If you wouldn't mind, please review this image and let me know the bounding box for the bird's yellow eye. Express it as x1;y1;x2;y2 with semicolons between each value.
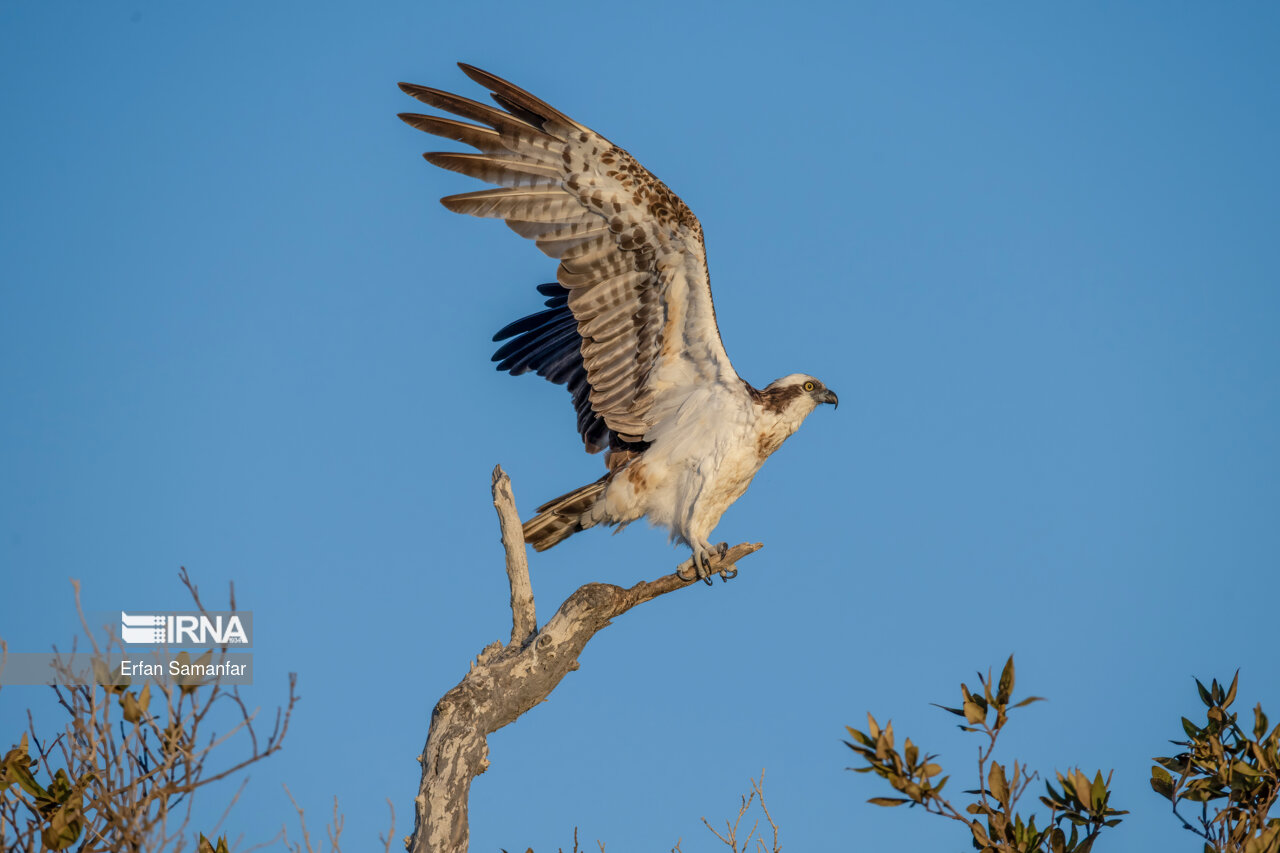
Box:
804;381;815;392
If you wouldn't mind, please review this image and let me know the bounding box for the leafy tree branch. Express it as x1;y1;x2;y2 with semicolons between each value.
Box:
846;656;1125;853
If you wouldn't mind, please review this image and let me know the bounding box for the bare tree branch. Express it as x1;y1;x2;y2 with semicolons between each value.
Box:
0;578;297;852
493;466;535;647
409;465;763;853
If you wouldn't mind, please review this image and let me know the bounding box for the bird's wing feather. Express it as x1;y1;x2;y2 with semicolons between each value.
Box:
491;282;611;452
399;64;742;446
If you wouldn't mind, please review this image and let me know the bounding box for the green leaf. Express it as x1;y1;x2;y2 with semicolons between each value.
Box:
40;802;83;851
92;659;130;694
120;681;151;725
1196;678;1213;707
1180;786;1221;803
844;743;875;762
867;797;909;807
1224;670;1239;707
1150;766;1174;801
1071;769;1091;807
1011;695;1046;709
198;836;231;853
11;761;46;799
998;656;1015;706
1090;770;1107;812
989;762;1009;804
845;726;874;748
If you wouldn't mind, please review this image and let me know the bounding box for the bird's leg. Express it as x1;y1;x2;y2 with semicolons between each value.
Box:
684;541;714;585
675;545;707;583
694;542;715;585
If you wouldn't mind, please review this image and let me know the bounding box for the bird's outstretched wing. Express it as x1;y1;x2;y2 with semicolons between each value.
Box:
398;64;742;449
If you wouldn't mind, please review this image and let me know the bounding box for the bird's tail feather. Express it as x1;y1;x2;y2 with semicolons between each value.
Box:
522;477;607;551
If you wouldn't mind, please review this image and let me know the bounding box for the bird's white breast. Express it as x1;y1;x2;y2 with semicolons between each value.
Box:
594;382;774;546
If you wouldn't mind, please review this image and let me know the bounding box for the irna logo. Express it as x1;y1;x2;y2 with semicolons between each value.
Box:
120;612;251;646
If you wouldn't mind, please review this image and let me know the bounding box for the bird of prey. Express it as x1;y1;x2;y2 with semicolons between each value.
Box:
398;64;837;581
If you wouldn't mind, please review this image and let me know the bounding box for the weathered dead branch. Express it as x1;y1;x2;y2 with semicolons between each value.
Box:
408;465;762;853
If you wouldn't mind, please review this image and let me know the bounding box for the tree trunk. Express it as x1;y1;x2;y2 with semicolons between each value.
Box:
408;466;762;853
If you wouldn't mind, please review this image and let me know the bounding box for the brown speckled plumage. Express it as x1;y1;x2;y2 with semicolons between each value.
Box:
399;65;836;570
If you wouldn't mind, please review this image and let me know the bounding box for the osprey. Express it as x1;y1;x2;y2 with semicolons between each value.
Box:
399;65;837;580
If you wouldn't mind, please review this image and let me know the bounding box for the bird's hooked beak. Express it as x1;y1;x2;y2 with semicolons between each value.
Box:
818;388;839;409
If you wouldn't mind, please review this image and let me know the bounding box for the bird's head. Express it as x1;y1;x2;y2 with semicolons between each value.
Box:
759;374;839;420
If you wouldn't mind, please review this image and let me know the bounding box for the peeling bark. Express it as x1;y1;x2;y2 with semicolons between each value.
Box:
492;468;535;646
409;465;762;853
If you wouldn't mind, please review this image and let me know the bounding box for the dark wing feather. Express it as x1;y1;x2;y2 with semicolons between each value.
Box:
492;305;568;341
399;64;742;449
492;283;611;452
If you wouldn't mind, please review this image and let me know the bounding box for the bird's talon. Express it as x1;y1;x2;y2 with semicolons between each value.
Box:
683;543;738;585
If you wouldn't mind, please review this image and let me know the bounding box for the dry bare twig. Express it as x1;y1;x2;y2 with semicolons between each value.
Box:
0;576;297;852
700;771;779;853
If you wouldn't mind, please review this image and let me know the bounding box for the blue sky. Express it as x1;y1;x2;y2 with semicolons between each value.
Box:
2;2;1278;851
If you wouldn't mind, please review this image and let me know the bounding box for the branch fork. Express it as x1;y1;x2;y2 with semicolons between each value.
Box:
409;465;763;853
